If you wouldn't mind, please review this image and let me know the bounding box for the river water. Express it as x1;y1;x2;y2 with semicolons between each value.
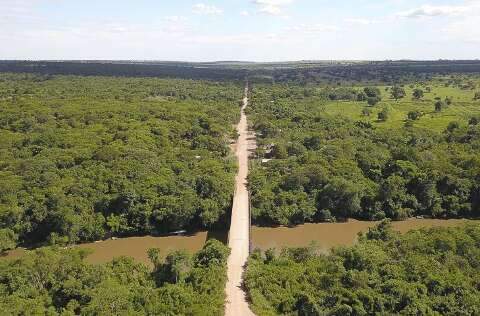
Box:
251;218;471;252
2;219;472;265
2;231;227;267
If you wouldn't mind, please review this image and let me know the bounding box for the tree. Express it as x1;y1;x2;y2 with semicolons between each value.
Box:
363;87;381;98
164;250;191;283
412;89;424;100
148;248;162;270
356;91;367;102
435;100;445;112
447;121;460;132
0;228;17;253
391;86;406;100
379;175;415;220
378;107;390;121
361;108;372;117
407;111;421;121
271;144;288;159
365;219;396;241
367;97;380;106
194;239;230;267
83;279;135;315
316;177;363;219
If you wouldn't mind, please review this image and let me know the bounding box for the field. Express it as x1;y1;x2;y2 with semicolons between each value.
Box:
322;80;480;132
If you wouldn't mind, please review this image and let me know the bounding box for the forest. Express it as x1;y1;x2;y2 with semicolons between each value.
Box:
0;73;242;250
3;60;480;83
245;222;480;315
0;239;229;315
1;66;480;315
0;61;248;81
247;76;480;225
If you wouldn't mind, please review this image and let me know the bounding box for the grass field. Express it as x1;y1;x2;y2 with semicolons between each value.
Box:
321;79;480;132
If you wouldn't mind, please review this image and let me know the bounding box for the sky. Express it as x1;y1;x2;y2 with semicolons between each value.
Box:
1;0;479;61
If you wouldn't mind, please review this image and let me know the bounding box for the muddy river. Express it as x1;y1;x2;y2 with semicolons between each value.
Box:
2;231;228;267
2;219;472;265
251;218;471;252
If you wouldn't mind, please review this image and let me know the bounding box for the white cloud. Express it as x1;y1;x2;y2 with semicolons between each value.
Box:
252;0;295;16
397;4;468;18
192;3;223;15
240;10;250;16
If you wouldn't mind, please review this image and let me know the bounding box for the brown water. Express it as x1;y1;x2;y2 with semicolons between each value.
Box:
252;219;471;252
2;219;472;265
2;231;228;267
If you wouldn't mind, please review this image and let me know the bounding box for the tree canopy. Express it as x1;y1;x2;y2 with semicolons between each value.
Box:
248;80;480;225
0;74;242;248
245;222;480;315
0;239;229;315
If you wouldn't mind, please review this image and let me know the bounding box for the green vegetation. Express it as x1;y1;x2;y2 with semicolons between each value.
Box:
390;86;406;100
0;239;229;315
247;77;480;225
1;64;480;315
0;73;241;248
245;222;480;315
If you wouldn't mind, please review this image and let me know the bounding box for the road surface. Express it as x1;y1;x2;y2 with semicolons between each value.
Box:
225;84;256;316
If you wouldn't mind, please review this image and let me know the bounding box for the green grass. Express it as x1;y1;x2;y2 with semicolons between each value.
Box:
323;82;480;132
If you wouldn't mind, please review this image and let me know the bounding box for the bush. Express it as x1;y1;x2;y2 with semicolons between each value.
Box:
435;100;445;112
377;107;390;121
407;110;421;120
391;86;406;100
367;96;380;106
0;229;18;252
363;87;381;98
412;88;424;100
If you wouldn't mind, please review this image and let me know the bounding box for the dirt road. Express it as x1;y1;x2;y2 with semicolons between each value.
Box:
225;84;255;316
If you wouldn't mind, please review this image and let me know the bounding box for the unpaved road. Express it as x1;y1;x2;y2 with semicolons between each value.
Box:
225;84;255;316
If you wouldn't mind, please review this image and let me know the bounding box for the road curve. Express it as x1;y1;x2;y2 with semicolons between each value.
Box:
225;84;255;316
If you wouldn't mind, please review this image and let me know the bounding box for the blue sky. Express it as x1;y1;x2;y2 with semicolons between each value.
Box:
1;0;479;61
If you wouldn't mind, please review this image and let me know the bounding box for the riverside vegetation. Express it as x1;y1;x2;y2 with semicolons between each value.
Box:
247;76;480;225
245;221;480;315
0;239;230;315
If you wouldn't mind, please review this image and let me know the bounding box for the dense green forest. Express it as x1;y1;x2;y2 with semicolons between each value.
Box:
0;73;242;250
245;222;480;315
2;60;480;83
247;77;480;225
0;239;229;315
1;67;480;315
